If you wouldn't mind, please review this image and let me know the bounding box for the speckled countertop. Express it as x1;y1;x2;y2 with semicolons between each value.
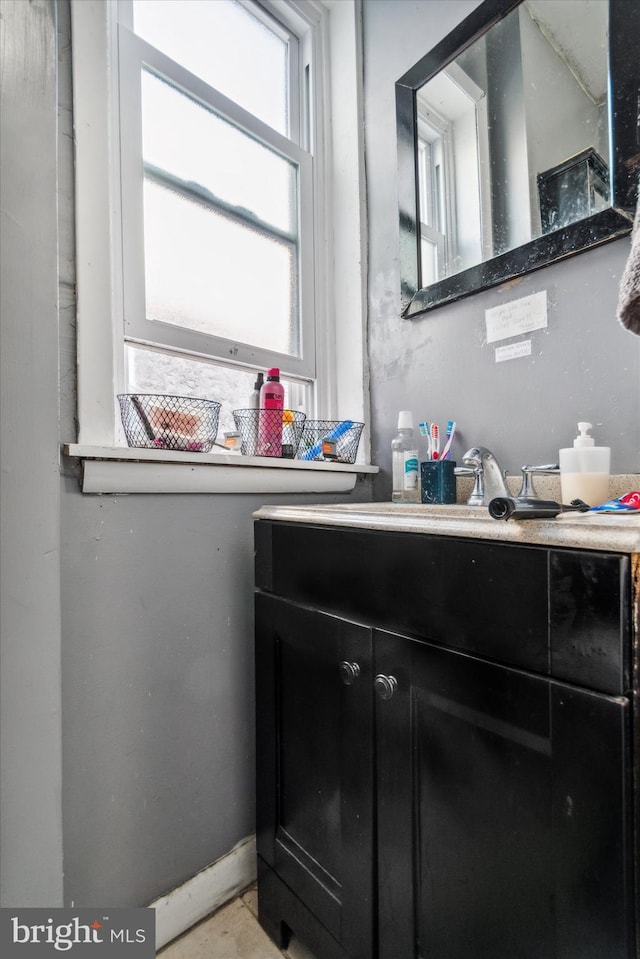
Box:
253;474;640;553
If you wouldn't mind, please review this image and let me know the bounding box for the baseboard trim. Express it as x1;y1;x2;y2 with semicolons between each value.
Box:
149;834;257;951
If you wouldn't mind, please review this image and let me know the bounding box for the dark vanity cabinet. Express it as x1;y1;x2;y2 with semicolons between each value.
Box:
254;520;637;959
255;595;375;959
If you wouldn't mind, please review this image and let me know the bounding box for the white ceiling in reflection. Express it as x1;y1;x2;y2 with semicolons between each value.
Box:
526;0;608;103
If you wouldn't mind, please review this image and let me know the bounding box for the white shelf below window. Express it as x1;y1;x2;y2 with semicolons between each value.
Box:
63;444;378;494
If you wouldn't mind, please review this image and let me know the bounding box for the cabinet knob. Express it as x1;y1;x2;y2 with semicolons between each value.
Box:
374;674;398;701
339;661;361;686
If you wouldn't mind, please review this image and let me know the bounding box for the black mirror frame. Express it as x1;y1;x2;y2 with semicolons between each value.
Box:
396;0;640;317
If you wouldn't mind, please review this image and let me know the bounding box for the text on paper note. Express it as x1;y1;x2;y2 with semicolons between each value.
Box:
485;291;548;344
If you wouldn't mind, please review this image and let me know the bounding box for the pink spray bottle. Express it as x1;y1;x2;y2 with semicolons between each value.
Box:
258;367;285;456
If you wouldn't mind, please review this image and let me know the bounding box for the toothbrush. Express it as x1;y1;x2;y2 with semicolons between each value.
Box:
419;421;432;458
430;423;440;459
300;420;354;460
441;420;456;460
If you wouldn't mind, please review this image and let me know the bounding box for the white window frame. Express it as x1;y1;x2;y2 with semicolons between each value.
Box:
415;61;493;284
117;6;315;380
70;0;369;456
417;125;448;282
416;106;457;283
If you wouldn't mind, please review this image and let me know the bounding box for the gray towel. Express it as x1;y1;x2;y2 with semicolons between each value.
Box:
617;181;640;335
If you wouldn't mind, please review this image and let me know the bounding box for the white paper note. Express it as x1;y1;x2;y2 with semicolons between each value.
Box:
495;340;532;363
485;291;547;343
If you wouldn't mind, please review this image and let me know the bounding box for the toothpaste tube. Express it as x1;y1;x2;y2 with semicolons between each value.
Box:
590;491;640;512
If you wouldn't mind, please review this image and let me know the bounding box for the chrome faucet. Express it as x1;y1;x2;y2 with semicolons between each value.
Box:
455;446;509;506
517;463;559;499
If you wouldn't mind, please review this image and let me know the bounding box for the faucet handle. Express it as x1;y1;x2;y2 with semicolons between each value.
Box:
517;464;559;499
454;465;484;506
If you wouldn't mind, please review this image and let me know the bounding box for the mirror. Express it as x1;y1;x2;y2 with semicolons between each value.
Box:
396;0;639;316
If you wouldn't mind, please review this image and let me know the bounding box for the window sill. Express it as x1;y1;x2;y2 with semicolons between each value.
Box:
63;444;378;494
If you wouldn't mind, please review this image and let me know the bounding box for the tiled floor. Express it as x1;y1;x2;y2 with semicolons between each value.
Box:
158;885;318;959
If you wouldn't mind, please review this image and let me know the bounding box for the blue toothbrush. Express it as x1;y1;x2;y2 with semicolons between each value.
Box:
300;420;354;460
442;420;456;460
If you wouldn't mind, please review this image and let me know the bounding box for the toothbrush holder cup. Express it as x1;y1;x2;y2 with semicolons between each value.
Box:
421;460;457;505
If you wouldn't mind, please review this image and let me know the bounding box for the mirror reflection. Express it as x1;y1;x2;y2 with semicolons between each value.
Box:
416;0;610;286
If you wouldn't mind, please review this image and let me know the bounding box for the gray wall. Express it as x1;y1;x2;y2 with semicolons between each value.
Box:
1;0;371;910
363;0;640;498
0;0;64;908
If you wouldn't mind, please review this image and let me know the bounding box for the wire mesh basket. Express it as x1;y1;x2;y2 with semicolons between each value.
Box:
232;409;306;458
118;394;221;452
298;420;364;464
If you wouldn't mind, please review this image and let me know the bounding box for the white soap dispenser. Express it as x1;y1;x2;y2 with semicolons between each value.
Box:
559;422;610;506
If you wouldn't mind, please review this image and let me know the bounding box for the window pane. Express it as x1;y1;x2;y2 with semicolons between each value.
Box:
142;72;296;235
133;0;288;135
420;235;438;287
143;181;298;356
126;345;309;435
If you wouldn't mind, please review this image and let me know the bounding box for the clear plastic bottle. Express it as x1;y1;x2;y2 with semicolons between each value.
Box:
392;411;420;503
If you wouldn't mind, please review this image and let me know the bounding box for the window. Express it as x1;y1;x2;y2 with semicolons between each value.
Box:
118;0;317;434
71;0;328;443
416;62;492;283
417;117;448;285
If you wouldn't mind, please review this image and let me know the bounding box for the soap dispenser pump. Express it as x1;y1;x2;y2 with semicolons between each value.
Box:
559;422;610;506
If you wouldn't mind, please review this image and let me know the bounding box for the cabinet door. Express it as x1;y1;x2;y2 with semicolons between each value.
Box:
255;593;374;958
375;630;633;959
